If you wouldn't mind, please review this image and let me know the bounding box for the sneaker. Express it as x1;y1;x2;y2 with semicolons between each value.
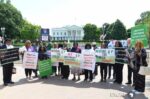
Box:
3;83;8;86
125;82;131;84
132;84;135;87
29;76;32;80
89;79;93;82
131;89;136;92
84;79;87;81
77;78;80;81
72;77;76;81
33;76;38;78
134;90;143;94
9;81;15;84
103;79;106;82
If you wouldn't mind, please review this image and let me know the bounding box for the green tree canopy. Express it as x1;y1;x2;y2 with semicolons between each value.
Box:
83;23;100;41
110;19;127;40
20;20;41;41
0;2;23;39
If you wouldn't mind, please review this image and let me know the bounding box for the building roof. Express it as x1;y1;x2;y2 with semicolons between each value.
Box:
52;25;83;31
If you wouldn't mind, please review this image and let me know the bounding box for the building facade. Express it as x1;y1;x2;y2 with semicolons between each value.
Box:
51;25;84;41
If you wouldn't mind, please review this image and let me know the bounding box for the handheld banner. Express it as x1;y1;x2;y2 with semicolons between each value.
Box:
64;52;81;67
51;49;60;63
81;49;96;72
95;48;115;64
115;47;128;64
131;24;149;48
38;59;52;77
23;52;38;69
0;48;19;65
57;49;67;62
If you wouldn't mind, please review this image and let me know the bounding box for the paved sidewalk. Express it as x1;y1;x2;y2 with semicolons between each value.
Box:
0;63;150;99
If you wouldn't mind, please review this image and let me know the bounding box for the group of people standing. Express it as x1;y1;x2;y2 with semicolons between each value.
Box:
0;38;148;95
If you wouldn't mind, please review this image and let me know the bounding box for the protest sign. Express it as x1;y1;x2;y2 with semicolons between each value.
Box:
23;52;38;69
64;52;81;67
51;49;60;63
139;66;150;75
38;59;52;77
95;48;115;64
120;40;127;48
41;28;49;41
131;24;149;48
0;48;19;65
57;49;67;62
115;47;128;64
81;49;96;72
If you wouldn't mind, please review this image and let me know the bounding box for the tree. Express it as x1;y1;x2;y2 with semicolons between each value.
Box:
0;0;11;3
110;19;127;40
0;2;23;39
0;0;4;3
6;0;11;4
20;20;41;40
126;28;131;38
83;23;100;41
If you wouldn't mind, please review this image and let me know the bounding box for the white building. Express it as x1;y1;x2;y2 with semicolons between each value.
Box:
51;25;84;41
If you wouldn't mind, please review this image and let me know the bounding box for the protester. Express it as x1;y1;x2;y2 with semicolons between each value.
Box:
21;40;35;79
125;38;135;85
38;46;48;60
61;42;70;79
99;43;108;82
71;42;82;81
132;40;147;94
47;42;52;50
107;40;116;79
84;44;93;82
52;43;59;76
92;42;98;78
32;41;39;78
0;39;15;86
114;41;124;84
58;44;63;76
38;45;49;79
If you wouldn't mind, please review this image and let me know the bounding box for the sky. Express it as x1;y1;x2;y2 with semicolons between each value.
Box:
11;0;150;29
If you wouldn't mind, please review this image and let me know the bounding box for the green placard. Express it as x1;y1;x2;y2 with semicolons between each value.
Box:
51;49;60;63
38;59;52;77
131;24;149;48
95;49;115;64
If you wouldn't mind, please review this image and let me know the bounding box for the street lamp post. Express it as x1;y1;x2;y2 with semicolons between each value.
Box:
102;25;106;43
1;27;5;44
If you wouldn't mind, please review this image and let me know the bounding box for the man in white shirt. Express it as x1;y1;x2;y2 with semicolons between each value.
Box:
1;39;14;86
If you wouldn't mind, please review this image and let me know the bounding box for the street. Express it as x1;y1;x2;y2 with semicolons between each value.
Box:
0;61;150;99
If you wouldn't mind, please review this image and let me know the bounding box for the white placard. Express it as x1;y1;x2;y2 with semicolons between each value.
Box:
139;66;150;75
23;52;38;69
42;35;48;41
81;49;96;72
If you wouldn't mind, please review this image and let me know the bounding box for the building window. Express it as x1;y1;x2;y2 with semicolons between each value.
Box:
64;32;66;35
57;32;59;35
72;30;76;36
77;30;81;36
53;32;55;35
68;31;71;36
61;32;62;35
